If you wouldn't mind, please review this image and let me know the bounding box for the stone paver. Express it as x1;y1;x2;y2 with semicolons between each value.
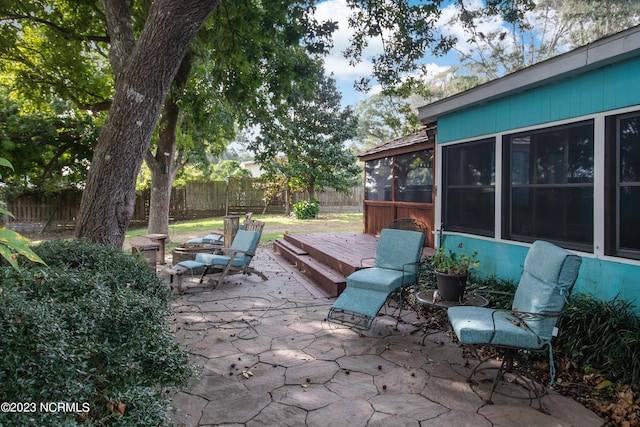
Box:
166;248;604;426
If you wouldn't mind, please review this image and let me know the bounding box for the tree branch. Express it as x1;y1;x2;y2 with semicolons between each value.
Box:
0;13;109;43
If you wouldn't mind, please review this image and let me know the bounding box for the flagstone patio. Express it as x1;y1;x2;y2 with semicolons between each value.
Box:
164;247;603;427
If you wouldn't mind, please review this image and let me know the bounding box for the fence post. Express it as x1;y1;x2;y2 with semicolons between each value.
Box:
223;215;239;247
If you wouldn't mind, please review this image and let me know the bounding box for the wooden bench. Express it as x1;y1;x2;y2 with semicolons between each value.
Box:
166;263;206;293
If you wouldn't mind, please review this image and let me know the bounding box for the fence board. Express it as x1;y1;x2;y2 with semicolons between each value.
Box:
4;179;363;231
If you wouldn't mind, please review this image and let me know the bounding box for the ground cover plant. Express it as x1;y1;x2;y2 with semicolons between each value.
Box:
0;239;191;426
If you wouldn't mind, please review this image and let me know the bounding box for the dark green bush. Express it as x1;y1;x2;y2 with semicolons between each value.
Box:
416;257;640;388
556;295;640;386
293;198;320;219
0;239;191;426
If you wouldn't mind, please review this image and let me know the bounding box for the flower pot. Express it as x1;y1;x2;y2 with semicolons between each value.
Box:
434;270;468;302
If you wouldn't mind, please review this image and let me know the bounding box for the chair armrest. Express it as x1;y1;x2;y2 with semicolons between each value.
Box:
399;260;421;286
488;308;563;339
220;248;255;257
360;257;375;267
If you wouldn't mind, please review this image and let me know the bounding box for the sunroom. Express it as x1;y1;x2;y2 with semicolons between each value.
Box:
358;124;436;247
419;25;640;307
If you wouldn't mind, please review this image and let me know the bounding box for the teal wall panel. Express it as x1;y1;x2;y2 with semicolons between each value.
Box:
435;55;640;311
442;236;640;313
437;56;640;143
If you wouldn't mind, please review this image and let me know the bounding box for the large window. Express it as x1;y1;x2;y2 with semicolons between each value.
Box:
394;151;433;203
365;157;393;201
442;139;495;236
504;121;594;249
606;112;640;259
364;149;433;203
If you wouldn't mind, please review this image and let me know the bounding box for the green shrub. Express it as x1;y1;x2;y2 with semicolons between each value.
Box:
556;295;640;386
0;239;191;426
293;198;320;219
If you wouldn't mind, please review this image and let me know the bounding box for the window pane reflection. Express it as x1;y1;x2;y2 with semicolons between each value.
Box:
443;139;495;236
394;150;434;203
365;158;392;201
508;121;594;248
618;115;640;252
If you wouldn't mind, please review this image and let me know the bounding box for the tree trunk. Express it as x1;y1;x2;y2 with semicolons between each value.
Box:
75;0;219;248
146;96;180;239
284;178;292;215
147;53;192;239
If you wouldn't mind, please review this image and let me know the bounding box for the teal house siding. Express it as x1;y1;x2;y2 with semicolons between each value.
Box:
443;235;640;307
420;28;640;313
437;56;640;143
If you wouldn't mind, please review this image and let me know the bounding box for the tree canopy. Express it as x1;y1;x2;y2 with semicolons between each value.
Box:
5;0;626;247
251;69;360;207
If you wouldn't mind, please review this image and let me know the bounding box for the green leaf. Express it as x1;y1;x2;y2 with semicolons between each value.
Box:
0;157;14;170
0;243;19;269
0;207;16;219
0;227;46;267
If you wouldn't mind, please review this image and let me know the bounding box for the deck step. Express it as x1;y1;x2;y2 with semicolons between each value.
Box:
273;238;306;268
283;233;372;277
273;238;346;297
273;238;308;257
293;254;346;297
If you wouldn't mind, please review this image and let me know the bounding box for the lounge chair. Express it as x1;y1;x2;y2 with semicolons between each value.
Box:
185;213;255;246
327;228;425;330
447;240;582;404
176;228;267;290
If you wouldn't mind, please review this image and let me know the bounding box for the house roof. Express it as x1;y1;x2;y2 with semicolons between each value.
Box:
357;124;436;160
418;25;640;122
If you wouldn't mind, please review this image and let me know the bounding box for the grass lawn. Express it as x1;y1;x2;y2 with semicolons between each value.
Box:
125;212;363;252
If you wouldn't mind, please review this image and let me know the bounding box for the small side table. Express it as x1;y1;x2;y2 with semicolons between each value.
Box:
130;236;159;266
145;234;168;265
416;289;489;309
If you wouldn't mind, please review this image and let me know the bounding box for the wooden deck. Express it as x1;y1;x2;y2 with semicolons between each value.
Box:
273;232;434;297
273;233;378;296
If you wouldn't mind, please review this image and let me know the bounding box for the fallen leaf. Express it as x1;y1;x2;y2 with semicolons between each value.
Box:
107;402;126;416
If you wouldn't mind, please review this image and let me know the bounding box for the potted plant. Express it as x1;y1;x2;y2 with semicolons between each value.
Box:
432;247;479;302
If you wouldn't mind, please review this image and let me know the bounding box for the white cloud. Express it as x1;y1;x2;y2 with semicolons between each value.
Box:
314;0;385;81
436;0;507;57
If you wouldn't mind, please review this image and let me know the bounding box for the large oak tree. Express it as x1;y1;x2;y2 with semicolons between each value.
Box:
73;0;219;246
4;0;537;248
75;0;457;247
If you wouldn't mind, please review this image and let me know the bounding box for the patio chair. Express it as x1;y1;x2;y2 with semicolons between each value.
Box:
185;213;254;246
176;228;267;289
388;217;429;246
327;228;425;330
447;240;582;404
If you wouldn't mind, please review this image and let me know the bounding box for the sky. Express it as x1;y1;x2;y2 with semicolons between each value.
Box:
312;0;520;107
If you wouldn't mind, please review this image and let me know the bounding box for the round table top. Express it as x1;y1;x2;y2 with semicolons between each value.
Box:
416;289;489;309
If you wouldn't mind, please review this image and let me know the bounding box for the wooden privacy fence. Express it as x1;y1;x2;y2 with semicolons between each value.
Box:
4;178;363;232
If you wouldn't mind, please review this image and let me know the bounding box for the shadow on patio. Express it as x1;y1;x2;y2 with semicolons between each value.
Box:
164;247;603;427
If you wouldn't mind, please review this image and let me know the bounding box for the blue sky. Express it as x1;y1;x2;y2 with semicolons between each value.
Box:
313;0;519;107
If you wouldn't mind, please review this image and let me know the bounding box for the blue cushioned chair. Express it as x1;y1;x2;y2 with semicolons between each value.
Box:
186;233;224;246
177;229;267;289
447;240;582;403
327;228;425;330
185;214;257;246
